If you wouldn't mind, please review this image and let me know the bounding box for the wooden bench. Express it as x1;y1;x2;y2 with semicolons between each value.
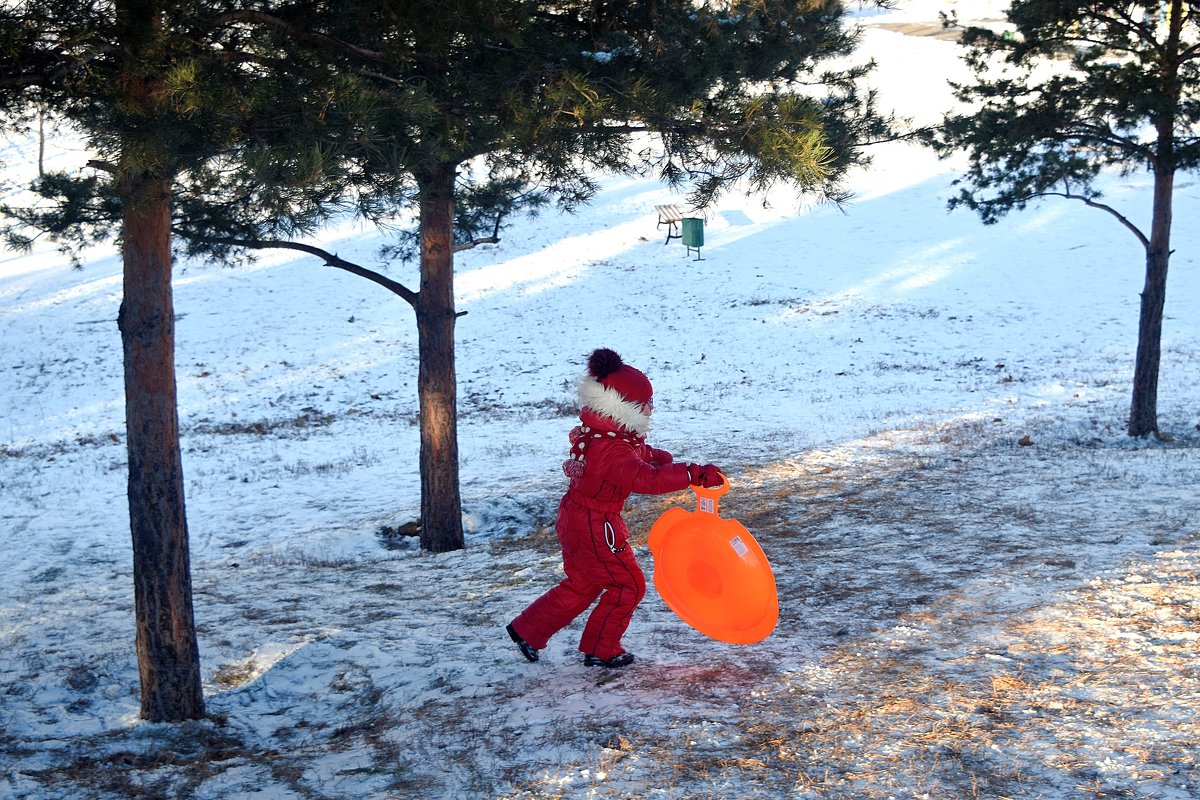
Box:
655;204;684;244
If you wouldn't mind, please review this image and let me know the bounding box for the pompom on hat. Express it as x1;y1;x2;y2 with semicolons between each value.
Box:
577;348;653;436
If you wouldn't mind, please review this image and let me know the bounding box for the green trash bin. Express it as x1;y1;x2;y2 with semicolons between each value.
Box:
681;217;704;261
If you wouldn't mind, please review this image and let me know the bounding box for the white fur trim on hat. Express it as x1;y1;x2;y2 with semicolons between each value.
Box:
577;375;652;436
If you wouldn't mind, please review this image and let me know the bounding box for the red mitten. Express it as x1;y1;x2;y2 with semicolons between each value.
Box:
687;463;724;488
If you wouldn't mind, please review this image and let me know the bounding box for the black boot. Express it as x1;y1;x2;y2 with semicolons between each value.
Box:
583;652;635;668
506;623;539;663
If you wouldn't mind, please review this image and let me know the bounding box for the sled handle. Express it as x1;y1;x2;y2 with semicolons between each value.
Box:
691;472;729;516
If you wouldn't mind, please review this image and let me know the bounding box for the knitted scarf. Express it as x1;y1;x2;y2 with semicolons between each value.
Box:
562;424;643;480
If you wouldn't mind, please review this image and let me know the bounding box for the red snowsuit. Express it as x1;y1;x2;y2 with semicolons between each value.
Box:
511;408;691;660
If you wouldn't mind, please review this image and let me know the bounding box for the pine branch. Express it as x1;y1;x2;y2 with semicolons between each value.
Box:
182;233;419;307
858;127;933;148
0;74;44;89
1065;122;1155;162
452;235;499;253
1033;188;1149;249
359;69;410;88
215;10;389;63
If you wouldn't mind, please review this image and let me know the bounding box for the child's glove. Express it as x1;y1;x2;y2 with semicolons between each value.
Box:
687;463;724;487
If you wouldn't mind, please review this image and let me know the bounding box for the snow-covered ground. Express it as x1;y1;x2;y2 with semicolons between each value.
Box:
2;3;1198;798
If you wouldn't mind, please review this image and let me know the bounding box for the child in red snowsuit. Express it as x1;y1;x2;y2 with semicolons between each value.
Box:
507;348;722;668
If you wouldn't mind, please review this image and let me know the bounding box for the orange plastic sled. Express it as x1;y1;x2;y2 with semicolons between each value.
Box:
647;475;778;644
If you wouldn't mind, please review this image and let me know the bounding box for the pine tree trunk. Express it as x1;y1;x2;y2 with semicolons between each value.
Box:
37;109;45;177
1127;179;1172;437
415;163;465;552
114;0;203;721
1129;236;1168;436
118;169;205;721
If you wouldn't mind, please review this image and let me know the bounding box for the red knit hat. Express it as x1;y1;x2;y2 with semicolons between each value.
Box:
577;348;653;435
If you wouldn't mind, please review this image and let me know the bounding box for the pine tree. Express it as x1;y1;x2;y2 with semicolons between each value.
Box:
5;2;894;558
173;0;894;552
933;0;1200;438
0;0;375;721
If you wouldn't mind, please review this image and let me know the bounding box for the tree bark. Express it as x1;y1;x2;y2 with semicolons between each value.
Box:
415;163;465;552
1128;2;1181;439
1127;170;1173;438
118;168;205;721
115;0;203;721
37;109;45;177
